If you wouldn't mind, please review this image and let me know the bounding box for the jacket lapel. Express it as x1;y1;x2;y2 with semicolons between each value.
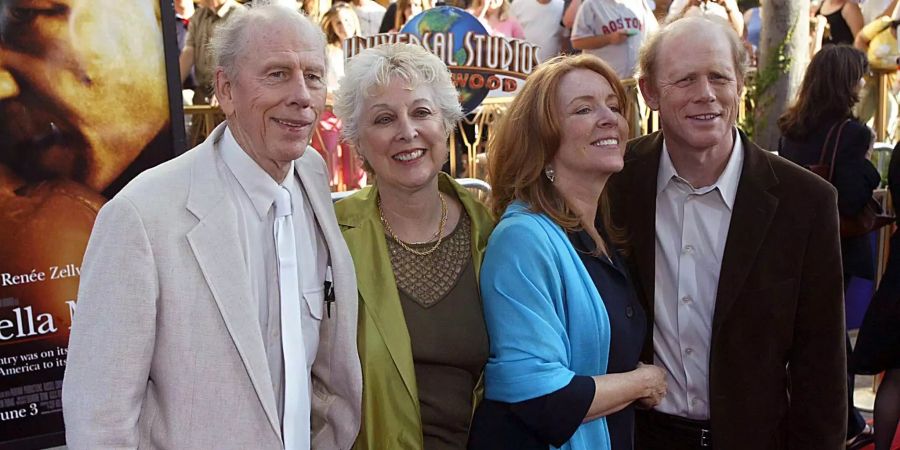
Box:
623;133;663;352
295;148;345;284
338;187;420;406
711;134;779;339
184;124;282;441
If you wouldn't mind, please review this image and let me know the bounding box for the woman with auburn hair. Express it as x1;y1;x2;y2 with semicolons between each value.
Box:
468;54;666;450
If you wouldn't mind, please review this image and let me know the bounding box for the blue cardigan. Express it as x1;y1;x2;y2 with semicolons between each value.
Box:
480;201;612;450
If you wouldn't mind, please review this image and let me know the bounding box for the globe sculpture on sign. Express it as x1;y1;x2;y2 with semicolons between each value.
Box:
401;6;490;114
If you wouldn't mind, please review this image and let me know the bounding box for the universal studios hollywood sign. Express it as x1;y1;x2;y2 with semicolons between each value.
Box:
344;6;540;113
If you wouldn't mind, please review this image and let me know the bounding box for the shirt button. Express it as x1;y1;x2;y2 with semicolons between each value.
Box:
681;296;693;304
625;306;634;318
685;347;694;355
683;245;695;254
691;398;699;406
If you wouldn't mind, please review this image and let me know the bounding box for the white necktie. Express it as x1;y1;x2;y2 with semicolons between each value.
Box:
274;186;311;450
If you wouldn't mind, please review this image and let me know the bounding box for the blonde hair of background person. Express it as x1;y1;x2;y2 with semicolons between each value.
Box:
852;0;900;136
321;3;361;93
469;0;512;20
302;0;333;22
468;0;524;37
322;3;362;45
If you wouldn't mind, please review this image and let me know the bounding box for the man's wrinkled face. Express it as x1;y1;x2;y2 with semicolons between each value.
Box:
216;19;327;180
0;0;169;191
641;27;742;157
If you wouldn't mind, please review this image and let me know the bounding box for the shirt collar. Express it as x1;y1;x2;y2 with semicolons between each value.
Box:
221;125;293;221
656;128;744;210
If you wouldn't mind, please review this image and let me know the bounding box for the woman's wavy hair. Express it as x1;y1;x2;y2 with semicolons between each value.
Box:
778;45;869;140
488;54;629;240
321;3;360;45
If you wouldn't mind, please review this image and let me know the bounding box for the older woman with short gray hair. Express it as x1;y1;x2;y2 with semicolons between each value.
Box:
332;43;494;450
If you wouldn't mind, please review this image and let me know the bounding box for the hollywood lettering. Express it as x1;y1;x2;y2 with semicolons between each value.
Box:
345;32;540;92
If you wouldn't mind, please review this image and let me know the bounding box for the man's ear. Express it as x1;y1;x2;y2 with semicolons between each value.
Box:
638;76;660;111
214;68;235;116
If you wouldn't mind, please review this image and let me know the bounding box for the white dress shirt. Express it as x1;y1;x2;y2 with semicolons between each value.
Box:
220;126;328;423
652;132;744;420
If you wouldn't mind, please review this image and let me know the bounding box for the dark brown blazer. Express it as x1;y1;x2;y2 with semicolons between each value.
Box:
607;130;848;450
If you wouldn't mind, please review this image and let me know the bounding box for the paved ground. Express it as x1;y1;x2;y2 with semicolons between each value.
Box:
851;329;877;420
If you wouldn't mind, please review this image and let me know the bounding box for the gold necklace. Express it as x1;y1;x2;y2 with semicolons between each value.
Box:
379;193;448;257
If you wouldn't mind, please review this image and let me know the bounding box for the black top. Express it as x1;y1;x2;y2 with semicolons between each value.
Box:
468;221;646;450
379;2;398;33
780;118;880;279
819;4;855;46
563;227;647;450
850;141;900;373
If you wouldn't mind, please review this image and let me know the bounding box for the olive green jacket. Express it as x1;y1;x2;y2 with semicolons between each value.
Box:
334;174;494;450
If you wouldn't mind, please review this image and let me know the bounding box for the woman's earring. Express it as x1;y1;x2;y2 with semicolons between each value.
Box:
544;165;556;183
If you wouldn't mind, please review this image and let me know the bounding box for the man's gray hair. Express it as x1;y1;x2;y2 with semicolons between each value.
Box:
209;3;326;82
638;15;748;87
333;43;464;146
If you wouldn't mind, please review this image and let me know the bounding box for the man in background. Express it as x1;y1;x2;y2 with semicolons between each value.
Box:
179;0;244;145
175;0;197;89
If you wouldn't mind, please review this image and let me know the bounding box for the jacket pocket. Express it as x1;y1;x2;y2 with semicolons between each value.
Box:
304;287;325;320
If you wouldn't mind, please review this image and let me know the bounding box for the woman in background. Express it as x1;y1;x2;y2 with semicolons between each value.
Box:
469;54;666;450
468;0;525;38
815;0;864;46
852;141;900;450
321;3;361;93
778;44;879;450
378;0;434;33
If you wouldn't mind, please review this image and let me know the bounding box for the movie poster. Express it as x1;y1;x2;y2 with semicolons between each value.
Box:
0;1;185;447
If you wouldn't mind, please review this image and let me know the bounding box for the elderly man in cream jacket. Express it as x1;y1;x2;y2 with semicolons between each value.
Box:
62;4;361;449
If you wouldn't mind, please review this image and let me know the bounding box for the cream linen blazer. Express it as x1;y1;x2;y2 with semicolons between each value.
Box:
62;123;361;449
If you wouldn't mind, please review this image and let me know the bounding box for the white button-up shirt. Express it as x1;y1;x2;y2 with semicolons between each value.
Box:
652;132;744;420
220;126;328;420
